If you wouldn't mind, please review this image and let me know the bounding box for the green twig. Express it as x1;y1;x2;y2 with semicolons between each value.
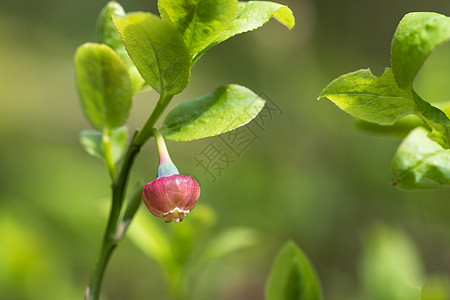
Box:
135;93;174;146
85;93;174;300
114;180;145;242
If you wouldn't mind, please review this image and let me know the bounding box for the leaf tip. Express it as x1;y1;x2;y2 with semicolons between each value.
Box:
110;13;123;26
283;239;298;250
274;5;296;30
316;92;325;101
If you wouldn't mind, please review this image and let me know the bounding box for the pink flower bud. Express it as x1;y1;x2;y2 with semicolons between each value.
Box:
142;174;200;223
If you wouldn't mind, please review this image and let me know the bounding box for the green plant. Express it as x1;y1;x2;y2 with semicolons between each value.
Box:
359;223;450;300
128;210;324;300
266;241;322;300
319;12;450;190
74;1;298;299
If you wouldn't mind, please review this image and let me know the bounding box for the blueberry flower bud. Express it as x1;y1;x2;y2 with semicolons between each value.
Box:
142;174;200;223
142;129;201;223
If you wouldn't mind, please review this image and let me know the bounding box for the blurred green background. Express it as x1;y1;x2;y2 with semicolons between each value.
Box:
1;0;450;299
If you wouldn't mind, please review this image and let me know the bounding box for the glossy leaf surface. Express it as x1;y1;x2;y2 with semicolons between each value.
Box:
391;12;450;88
392;127;450;189
75;43;132;130
194;1;295;62
319;68;417;125
320;68;450;147
412;91;450;148
158;0;237;60
162;84;265;141
113;12;191;96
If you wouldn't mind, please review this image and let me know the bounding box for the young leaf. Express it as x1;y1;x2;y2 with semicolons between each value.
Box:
444;105;450;118
266;241;322;300
127;210;172;268
392;127;450;189
320;68;450;147
170;204;217;266
97;1;146;94
113;12;191;96
97;2;125;52
75;43;132;130
412;91;450;148
79;126;129;163
162;84;265;141
319;68;417;125
360;224;425;300
194;1;295;63
201;227;259;260
186;227;258;288
422;276;450;300
391;12;450;88
158;0;238;61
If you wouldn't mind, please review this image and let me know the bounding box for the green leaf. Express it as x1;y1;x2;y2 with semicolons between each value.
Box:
319;68;417;125
170;204;217;266
444;105;450;118
391;12;450;88
392;127;450;189
412;91;450;148
158;0;238;61
97;1;147;94
79;126;128;163
75;43;132;130
97;2;126;52
113;12;191;96
194;1;295;63
201;227;259;260
320;68;450;147
162;84;265;141
266;241;322;300
127;209;172;269
355;115;425;138
422;276;450;300
360;224;424;300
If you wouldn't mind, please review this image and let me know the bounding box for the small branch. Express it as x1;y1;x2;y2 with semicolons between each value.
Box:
86;132;140;300
134;93;174;146
86;92;174;300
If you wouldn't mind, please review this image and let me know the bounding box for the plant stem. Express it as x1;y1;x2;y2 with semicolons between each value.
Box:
102;128;117;181
135;93;174;146
86;133;140;300
85;93;174;300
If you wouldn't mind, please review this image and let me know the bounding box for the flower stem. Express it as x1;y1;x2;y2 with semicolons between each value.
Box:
85;93;174;300
154;128;171;164
154;128;179;178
